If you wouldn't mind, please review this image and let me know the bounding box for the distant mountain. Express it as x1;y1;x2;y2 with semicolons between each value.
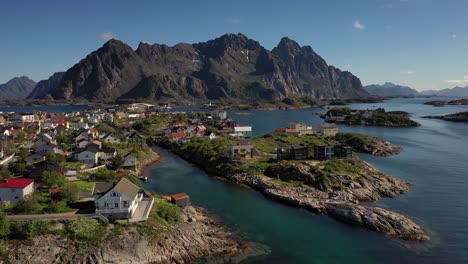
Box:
33;33;368;102
0;76;37;101
420;86;468;97
26;72;65;99
364;82;420;97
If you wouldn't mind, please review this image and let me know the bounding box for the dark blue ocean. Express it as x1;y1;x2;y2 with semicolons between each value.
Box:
145;98;468;264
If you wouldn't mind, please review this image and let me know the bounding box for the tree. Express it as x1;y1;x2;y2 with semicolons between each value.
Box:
0;166;11;180
110;154;125;169
61;183;80;203
8;162;30;175
18;149;30;160
46;153;66;164
13;193;42;214
0;209;10;239
89;168;117;182
42;171;66;188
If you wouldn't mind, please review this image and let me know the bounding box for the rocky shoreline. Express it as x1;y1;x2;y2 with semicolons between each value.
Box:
6;206;266;264
158;142;429;242
424;99;468;107
423;112;468;122
226;169;429;241
335;133;402;156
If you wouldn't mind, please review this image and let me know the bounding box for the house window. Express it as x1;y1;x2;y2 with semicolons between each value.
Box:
105;202;109;207
11;189;16;193
115;203;119;208
123;201;128;207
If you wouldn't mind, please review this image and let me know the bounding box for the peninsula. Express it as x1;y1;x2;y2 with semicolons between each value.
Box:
424;99;468;107
136;109;429;241
322;107;420;127
423;111;468;122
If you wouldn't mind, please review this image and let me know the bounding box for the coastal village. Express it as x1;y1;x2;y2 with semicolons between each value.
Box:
0;101;430;262
0;102;351;219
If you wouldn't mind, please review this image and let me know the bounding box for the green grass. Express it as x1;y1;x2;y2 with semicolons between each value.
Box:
64;180;96;192
60;161;86;170
252;138;277;153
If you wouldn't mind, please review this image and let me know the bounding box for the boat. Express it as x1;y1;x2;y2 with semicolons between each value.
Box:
138;176;149;182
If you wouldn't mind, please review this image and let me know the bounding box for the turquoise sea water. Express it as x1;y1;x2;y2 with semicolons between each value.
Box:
145;98;468;263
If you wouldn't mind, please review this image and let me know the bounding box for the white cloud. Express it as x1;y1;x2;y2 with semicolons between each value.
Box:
444;76;468;84
99;32;118;41
226;18;241;25
451;33;457;39
401;70;415;75
353;20;366;30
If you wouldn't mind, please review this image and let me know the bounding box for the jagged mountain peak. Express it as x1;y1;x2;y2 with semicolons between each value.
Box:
276;37;301;50
0;76;37;101
31;33;368;102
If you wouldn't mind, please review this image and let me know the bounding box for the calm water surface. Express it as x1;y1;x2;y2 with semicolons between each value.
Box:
147;98;468;263
0;105;89;113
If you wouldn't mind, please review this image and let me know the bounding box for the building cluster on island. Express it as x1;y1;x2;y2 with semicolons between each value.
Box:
160;105;351;163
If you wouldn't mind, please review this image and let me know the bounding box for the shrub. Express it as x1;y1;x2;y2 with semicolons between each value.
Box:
89;168;117;182
0;211;10;239
9;221;50;240
151;199;180;225
42;171;66;188
65;218;106;245
46;200;71;213
13;193;43;214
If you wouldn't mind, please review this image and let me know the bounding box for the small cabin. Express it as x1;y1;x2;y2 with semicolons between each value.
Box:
170;193;190;207
276;144;309;160
314;145;353;160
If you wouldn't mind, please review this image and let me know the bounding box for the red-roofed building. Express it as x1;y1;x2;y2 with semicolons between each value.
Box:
170;192;190;207
0;178;34;204
169;132;186;140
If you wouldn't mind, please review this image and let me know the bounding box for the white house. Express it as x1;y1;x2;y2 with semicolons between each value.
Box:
88;115;101;124
122;153;138;168
205;132;218;140
102;133;120;143
229;126;253;138
0;178;34;205
75;148;99;166
97;148;117;161
93;178;144;220
16;114;36;122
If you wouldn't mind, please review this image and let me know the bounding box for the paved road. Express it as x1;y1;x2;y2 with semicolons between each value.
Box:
6;211;95;221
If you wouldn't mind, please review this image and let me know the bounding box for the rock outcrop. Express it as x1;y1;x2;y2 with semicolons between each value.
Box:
423;111;468;122
26;72;65;99
34;34;369;102
7;206;265;264
227;171;428;241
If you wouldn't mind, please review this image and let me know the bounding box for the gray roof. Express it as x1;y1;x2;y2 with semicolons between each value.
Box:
93;182;114;195
113;178;141;200
93;178;141;200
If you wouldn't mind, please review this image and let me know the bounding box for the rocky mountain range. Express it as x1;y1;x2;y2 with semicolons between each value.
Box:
0;76;36;101
25;33;369;102
364;82;420;97
26;72;65;99
420;86;468;97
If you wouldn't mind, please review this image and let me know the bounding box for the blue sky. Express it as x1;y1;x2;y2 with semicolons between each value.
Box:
1;0;467;91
